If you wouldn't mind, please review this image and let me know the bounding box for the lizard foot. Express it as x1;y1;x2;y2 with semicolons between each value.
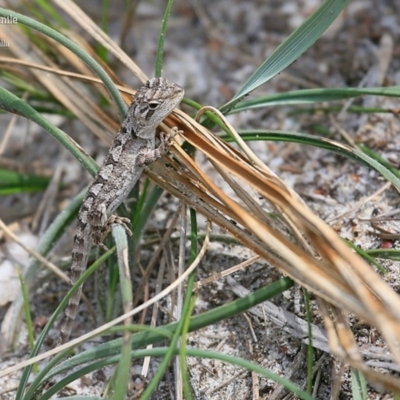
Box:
136;128;183;166
104;215;133;237
94;215;132;245
160;127;183;147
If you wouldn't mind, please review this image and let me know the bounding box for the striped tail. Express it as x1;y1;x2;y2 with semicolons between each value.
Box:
58;224;91;345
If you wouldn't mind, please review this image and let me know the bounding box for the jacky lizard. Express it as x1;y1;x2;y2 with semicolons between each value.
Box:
59;77;184;344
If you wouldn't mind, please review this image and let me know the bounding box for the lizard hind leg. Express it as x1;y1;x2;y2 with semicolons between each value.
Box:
103;214;133;238
93;214;133;247
91;203;133;247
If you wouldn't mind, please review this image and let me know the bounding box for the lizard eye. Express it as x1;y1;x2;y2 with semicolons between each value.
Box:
148;101;161;110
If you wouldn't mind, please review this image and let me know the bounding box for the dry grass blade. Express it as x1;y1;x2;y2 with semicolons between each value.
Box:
1;3;398;393
53;0;147;83
0;219;68;283
0;218;96;344
0;104;19;155
318;299;400;392
144;107;400;386
0;56;135;98
195;255;261;289
0;222;211;377
0;24;114;142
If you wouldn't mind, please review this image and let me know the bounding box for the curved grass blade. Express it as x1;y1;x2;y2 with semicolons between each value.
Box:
41;347;314;400
343;239;386;274
0;86;98;176
44;278;293;380
141;212;198;400
230;86;400;113
19;247;115;400
230;130;400;189
289;105;391;116
221;0;350;112
9;189;85;395
20;351;72;400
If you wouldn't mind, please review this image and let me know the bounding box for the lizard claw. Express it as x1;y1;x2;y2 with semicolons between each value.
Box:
105;215;133;237
160;127;182;147
95;215;132;244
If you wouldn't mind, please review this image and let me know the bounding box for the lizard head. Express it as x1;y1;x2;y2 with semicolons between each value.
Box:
128;77;184;140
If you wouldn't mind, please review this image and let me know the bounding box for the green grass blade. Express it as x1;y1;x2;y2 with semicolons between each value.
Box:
43;347;315;400
0;87;98;176
45;277;294;381
221;0;350;112
180;296;197;400
344;239;386;274
0;168;50;195
20;351;72;400
97;0;110;61
0;70;49;96
351;368;368;400
181;208;199;399
17;267;35;363
155;0;175;77
15;190;85;398
32;0;68;27
227;131;400;189
40;359;118;400
365;249;400;261
132;184;164;244
110;224;133;400
20;247;115;399
141;212;198;399
231;86;400;112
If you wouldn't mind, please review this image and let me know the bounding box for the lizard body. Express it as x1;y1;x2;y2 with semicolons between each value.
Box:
59;77;184;344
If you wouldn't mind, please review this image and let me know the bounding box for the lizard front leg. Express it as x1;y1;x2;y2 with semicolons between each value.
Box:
136;127;182;166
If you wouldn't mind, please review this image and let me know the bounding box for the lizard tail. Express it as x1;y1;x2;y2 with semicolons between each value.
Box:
58;233;91;345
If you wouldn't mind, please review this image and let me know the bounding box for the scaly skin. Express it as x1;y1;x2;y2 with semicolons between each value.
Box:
59;77;184;344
